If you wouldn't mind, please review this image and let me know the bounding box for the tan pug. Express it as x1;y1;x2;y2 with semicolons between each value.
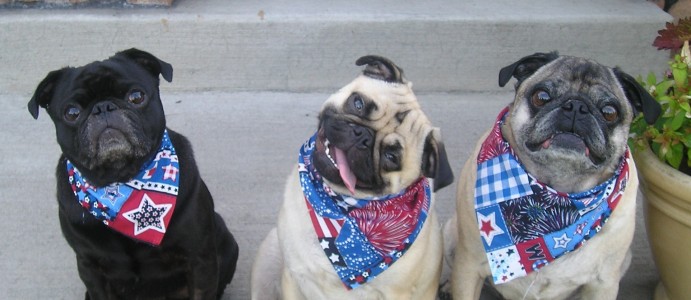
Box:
251;55;454;299
442;52;661;300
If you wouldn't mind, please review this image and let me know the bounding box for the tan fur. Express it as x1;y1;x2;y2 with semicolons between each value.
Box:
252;73;445;299
442;55;639;299
443;118;637;300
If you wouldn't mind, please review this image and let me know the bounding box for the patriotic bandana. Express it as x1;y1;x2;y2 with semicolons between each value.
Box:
298;133;431;290
475;107;630;284
66;130;179;246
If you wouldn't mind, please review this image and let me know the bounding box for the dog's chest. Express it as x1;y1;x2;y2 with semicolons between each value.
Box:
277;170;441;298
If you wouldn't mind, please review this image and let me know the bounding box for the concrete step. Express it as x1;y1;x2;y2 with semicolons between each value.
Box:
1;91;658;299
1;0;672;95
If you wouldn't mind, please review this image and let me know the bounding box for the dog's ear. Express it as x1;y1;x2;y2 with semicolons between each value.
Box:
498;51;559;88
355;55;405;83
28;69;65;120
612;68;662;125
116;48;173;83
422;128;454;192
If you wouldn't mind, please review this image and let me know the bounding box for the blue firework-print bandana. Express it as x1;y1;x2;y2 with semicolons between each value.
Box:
298;133;431;290
66;130;179;246
475;107;630;284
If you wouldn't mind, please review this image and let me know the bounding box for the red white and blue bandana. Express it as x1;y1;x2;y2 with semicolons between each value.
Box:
475;107;630;284
66;130;179;246
299;133;431;290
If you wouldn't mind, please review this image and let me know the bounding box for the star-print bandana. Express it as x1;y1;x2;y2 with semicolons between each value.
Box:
66;130;179;246
298;133;431;290
475;107;630;284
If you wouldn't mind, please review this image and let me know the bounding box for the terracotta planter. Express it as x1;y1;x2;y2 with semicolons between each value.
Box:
633;146;691;300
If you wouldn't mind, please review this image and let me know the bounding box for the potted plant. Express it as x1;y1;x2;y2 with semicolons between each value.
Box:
629;17;691;300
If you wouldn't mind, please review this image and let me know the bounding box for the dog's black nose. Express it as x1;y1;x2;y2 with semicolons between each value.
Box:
92;101;118;115
350;124;373;149
561;100;590;117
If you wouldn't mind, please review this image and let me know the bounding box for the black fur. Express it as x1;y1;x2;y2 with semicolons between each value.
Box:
356;55;405;83
498;51;559;88
613;68;662;124
29;48;238;299
422;132;454;192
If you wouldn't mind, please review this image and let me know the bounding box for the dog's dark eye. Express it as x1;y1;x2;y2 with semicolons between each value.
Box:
382;151;400;171
531;90;551;107
601;105;618;122
384;152;397;163
381;144;402;171
127;90;146;105
63;104;81;122
353;96;364;111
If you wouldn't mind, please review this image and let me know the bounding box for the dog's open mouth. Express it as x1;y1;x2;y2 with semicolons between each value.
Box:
319;132;358;195
528;132;603;165
541;133;589;155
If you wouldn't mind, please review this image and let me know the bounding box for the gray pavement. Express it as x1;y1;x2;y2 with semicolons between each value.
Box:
0;0;671;95
0;0;669;298
0;91;659;299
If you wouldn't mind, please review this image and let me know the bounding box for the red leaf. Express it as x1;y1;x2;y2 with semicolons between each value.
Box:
653;17;691;50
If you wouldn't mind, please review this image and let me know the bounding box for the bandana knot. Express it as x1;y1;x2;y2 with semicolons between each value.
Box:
67;130;179;246
299;133;431;289
475;107;630;284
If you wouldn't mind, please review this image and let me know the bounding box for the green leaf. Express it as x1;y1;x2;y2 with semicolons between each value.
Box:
657;142;668;161
673;64;689;87
666;143;684;169
657;95;674;107
647;72;658;88
656;80;674;97
680;100;691;113
668;111;687;131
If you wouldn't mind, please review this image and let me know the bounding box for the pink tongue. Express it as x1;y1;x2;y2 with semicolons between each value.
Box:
334;147;357;194
542;139;552;149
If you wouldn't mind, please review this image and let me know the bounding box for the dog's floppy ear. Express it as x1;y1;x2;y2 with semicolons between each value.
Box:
498;51;559;88
28;69;65;120
355;55;405;83
422;128;454;192
612;68;662;125
116;48;173;83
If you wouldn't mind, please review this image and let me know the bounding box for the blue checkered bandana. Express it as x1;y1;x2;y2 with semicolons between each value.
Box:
475;107;630;284
298;132;431;290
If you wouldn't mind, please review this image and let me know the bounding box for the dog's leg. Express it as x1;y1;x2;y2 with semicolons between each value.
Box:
75;255;110;300
190;239;221;300
451;209;487;300
251;227;283;300
192;259;220;300
439;215;458;298
579;249;631;300
215;213;239;298
450;246;485;300
579;278;621;300
280;269;307;300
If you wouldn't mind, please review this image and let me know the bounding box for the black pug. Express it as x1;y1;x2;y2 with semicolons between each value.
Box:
28;48;238;299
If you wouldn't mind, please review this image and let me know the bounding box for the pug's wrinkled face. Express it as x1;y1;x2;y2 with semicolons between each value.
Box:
28;49;173;187
311;56;453;197
499;53;660;192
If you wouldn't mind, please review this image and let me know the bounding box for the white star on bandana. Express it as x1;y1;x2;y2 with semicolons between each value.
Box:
477;211;505;246
320;239;330;249
553;233;572;249
101;185;123;204
123;194;172;236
